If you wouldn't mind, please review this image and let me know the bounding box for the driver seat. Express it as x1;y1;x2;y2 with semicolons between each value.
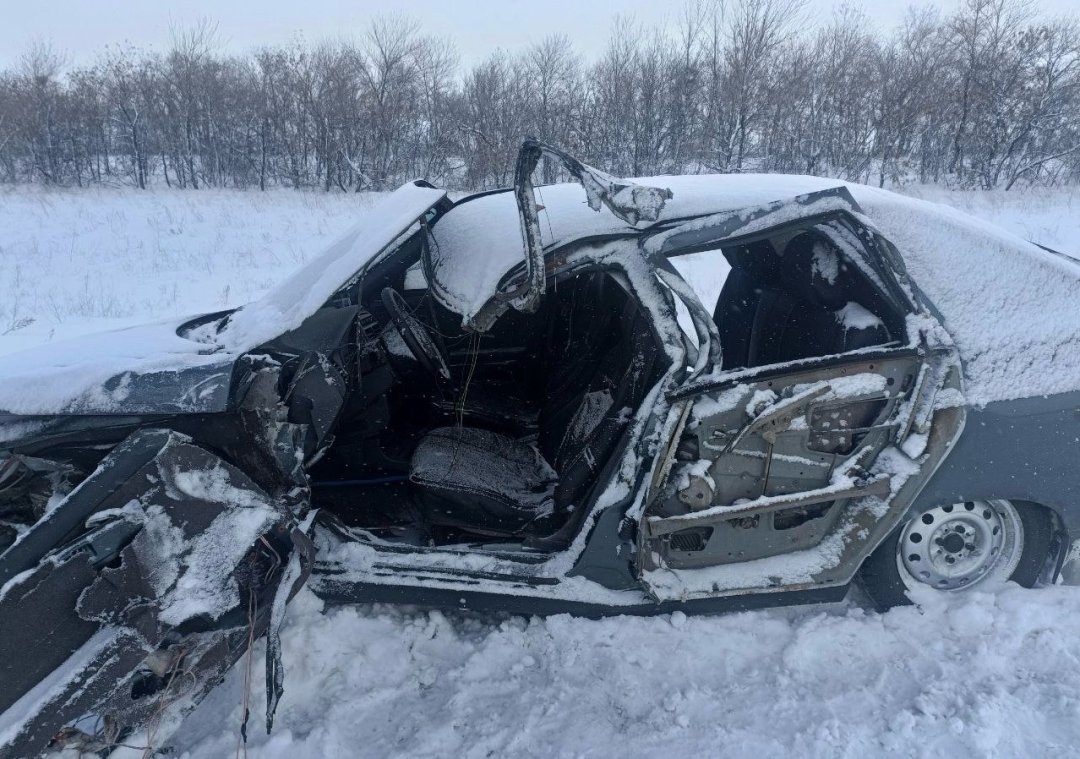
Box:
409;427;559;535
407;274;662;538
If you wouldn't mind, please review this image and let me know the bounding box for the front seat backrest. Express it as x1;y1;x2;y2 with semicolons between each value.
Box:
539;278;662;511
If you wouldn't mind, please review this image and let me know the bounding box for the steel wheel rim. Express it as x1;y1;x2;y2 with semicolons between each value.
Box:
896;499;1024;591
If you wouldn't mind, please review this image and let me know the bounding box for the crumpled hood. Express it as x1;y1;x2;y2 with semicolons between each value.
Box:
0;316;237;416
0;182;446;417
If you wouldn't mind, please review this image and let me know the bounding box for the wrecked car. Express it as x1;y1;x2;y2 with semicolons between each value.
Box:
2;140;1078;756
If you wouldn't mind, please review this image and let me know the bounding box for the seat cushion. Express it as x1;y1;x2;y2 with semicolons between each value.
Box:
409;427;558;534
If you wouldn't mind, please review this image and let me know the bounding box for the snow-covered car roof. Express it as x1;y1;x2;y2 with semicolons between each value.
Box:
428;174;846;326
848;183;1080;407
431;173;1080;407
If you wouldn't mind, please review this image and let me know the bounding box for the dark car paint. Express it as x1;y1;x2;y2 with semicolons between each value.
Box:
0;429;300;758
313;567;849;619
911;390;1080;538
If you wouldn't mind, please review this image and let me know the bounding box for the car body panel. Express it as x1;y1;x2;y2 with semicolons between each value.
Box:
910;390;1080;538
0;429;302;758
0;318;234;417
638;349;964;602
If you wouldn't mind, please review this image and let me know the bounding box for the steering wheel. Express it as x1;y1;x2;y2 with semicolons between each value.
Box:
380;287;451;382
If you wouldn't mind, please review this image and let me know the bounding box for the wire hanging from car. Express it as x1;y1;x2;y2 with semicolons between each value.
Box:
236;585;257;759
455;331;481;429
537;185;558;295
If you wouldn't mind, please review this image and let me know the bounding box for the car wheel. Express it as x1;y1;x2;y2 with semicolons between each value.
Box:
859;500;1055;610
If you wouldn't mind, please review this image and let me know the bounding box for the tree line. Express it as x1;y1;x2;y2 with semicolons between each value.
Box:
2;0;1078;193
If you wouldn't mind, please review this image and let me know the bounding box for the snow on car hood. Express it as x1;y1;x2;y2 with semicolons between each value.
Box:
0;183;445;416
0;316;235;416
432;174;1080;406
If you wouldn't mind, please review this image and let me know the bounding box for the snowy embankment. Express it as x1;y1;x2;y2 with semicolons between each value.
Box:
1;183;1079;758
0;187;378;357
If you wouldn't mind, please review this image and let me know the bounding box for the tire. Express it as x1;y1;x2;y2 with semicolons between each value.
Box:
859;500;1055;610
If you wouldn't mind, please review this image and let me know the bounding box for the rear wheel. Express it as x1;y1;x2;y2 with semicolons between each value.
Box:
860;500;1055;610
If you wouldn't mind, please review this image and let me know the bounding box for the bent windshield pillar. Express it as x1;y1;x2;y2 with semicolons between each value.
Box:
503;138;675;324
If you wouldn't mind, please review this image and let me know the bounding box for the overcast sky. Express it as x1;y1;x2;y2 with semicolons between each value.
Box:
2;0;1077;71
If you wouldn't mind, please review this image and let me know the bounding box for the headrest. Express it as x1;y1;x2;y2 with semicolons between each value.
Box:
780;231;851;310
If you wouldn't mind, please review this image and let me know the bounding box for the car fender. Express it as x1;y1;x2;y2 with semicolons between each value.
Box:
0;428;306;758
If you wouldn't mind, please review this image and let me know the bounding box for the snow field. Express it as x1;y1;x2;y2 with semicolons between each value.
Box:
1;183;1078;758
0;186;378;356
168;584;1080;758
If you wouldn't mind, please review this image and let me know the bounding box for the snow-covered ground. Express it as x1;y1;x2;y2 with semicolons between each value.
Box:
2;182;1080;758
174;586;1080;758
0;187;379;357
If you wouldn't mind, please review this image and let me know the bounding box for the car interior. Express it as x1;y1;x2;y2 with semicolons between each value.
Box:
310;215;904;551
673;222;906;369
311;262;670;550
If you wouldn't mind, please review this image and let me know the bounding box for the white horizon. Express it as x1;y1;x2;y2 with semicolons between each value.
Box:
4;0;1076;73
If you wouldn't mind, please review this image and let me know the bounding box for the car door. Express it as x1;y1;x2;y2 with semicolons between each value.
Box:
635;190;966;603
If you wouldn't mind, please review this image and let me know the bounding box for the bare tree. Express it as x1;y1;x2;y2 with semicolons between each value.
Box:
0;0;1077;191
522;34;582;181
721;0;806;170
